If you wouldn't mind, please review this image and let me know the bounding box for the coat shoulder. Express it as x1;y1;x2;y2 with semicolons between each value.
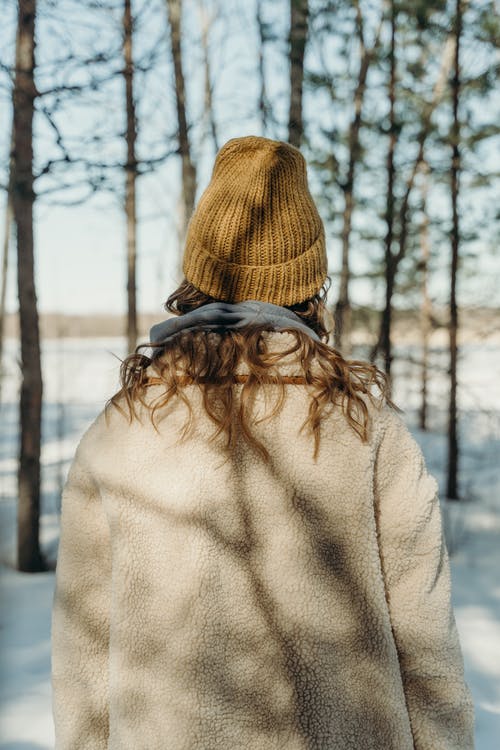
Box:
71;403;128;474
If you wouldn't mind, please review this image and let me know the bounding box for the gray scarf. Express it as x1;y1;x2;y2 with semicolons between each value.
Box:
149;300;320;355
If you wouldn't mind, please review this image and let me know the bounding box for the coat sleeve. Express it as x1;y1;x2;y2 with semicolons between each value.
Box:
373;406;475;750
51;434;111;750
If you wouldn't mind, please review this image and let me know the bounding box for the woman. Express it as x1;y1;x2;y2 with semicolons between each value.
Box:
51;136;474;749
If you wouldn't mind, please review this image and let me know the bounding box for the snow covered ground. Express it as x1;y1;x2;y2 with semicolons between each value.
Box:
0;336;499;749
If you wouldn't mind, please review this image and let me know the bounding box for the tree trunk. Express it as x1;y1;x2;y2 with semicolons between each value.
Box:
0;197;12;387
256;0;269;134
334;187;353;354
288;0;308;148
199;0;218;152
447;0;462;501
371;33;456;364
419;161;431;431
334;1;381;353
55;315;67;500
166;0;197;262
123;0;138;355
371;0;397;378
0;132;14;400
12;0;45;572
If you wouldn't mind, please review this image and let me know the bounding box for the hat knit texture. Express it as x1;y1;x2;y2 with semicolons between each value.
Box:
182;135;328;306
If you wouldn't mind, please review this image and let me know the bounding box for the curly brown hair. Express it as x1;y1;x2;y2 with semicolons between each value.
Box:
107;278;398;459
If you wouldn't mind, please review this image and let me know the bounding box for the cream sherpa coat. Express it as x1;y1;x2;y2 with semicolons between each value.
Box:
51;333;475;750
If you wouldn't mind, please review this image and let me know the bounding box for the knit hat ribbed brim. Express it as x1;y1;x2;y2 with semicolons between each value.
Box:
182;136;328;306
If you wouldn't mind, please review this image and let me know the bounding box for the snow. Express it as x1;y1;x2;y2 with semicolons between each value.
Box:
0;566;55;750
447;503;500;748
0;336;499;748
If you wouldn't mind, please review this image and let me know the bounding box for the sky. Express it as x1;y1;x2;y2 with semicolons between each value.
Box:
0;0;271;315
0;0;498;318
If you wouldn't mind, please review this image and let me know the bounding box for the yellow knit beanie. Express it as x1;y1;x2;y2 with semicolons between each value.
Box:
182;135;328;306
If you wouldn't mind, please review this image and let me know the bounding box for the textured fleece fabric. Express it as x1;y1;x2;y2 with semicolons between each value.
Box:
51;332;475;750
